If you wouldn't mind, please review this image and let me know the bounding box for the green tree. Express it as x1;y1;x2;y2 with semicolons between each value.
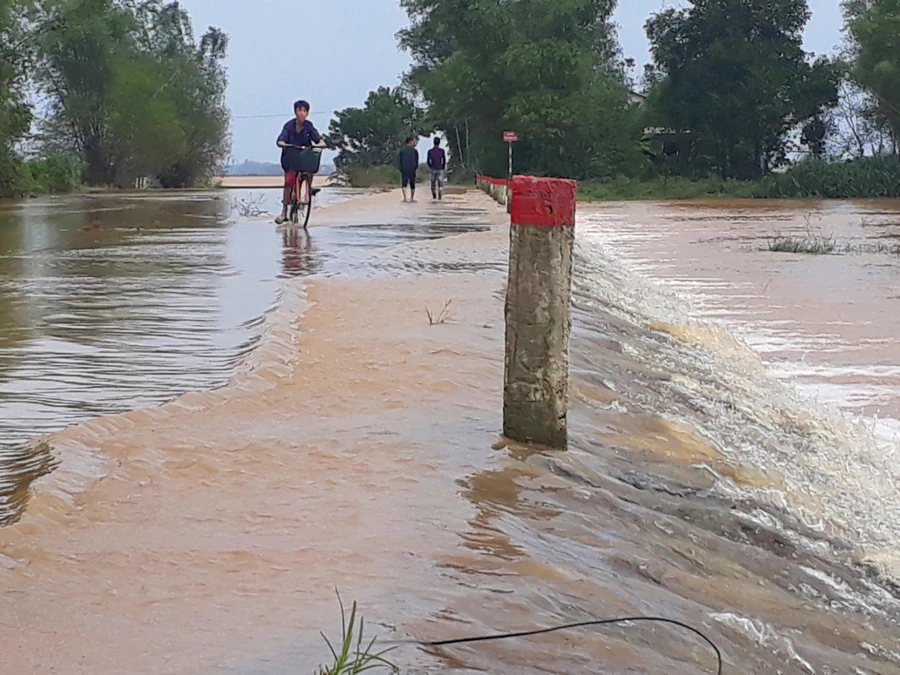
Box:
398;0;642;180
33;0;135;185
0;0;34;196
32;0;229;187
132;3;231;187
327;87;425;169
645;0;840;178
844;0;900;146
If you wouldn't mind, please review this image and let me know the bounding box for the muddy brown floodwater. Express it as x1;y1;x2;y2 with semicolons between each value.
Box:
1;191;899;674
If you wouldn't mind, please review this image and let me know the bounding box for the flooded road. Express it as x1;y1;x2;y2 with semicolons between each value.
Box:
1;190;899;673
0;189;354;525
0;187;489;525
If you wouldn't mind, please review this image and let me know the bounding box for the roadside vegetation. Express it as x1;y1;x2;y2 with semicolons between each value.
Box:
4;0;898;201
316;594;398;675
329;0;900;200
0;0;229;199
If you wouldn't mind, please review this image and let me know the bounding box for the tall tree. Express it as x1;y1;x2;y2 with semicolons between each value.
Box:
646;0;840;178
844;0;900;146
398;0;642;180
32;0;229;187
327;86;425;169
33;0;135;185
0;0;35;196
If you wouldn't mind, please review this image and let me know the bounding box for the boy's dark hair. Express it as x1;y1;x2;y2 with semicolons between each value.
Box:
294;100;310;112
433;137;441;146
406;136;416;144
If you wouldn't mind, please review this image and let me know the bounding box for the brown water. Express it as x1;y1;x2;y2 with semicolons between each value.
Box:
1;191;899;674
579;200;900;555
0;189;350;525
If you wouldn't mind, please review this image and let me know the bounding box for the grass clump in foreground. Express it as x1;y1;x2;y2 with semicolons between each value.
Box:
767;232;836;254
316;593;398;675
425;299;453;325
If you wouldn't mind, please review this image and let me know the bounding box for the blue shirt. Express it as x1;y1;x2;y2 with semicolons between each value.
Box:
398;146;419;174
277;119;322;148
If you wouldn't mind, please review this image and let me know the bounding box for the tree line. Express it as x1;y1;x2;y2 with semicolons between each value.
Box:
0;0;229;198
327;0;899;197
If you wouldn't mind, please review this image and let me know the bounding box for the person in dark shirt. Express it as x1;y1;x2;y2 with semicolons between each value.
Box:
275;99;325;224
426;137;447;200
398;137;419;203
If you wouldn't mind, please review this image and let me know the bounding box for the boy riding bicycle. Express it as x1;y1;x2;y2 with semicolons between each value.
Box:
275;99;326;224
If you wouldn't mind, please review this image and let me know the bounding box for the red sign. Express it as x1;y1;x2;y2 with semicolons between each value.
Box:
503;131;519;142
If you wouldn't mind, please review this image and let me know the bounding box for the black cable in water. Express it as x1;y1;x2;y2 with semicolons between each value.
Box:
421;616;723;675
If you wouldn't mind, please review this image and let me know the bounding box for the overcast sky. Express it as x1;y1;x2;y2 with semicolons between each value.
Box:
177;0;846;163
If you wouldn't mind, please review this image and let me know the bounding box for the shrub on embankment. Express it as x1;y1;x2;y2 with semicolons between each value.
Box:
0;155;84;198
18;155;84;195
577;156;900;201
757;156;900;199
578;176;758;201
341;165;402;188
341;164;449;189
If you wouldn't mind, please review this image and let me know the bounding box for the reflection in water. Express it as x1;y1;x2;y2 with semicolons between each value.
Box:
0;189;490;526
0;192;287;524
280;226;319;278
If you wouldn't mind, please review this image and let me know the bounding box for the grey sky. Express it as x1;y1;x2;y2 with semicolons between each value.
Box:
178;0;846;162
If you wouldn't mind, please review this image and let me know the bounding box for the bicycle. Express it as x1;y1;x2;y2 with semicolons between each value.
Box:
282;143;325;228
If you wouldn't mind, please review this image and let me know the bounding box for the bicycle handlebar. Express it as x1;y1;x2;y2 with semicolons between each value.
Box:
281;143;328;150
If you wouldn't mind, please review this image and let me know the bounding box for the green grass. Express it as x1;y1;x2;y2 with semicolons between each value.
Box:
578;175;759;201
758;156;900;199
316;593;398;675
341;165;401;189
340;163;467;189
766;231;900;256
3;155;85;197
578;156;900;202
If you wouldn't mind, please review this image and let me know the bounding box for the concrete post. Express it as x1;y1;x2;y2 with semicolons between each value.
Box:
503;176;577;449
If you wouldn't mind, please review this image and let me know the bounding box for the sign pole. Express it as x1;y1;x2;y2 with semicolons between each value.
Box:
507;141;513;213
503;130;518;214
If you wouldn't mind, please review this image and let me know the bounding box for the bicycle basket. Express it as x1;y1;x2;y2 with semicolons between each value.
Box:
296;148;323;174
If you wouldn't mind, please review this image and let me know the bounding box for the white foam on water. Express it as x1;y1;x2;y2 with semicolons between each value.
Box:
575;218;900;573
709;612;816;674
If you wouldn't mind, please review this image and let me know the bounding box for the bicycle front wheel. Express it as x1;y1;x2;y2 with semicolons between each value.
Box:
295;175;313;229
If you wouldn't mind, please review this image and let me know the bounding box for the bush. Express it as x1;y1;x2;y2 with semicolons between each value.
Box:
577;156;900;201
759;156;900;199
578;175;758;201
20;155;84;194
341;163;435;189
341;165;400;188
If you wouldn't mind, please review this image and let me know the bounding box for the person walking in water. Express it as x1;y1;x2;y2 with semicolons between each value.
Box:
427;137;446;200
398;137;419;203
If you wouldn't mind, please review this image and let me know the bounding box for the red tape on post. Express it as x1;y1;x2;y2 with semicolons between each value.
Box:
510;176;577;227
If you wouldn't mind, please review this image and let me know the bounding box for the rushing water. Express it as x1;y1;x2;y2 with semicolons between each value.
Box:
578;200;900;550
1;192;899;673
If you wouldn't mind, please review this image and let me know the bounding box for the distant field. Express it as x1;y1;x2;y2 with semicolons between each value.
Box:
216;175;284;188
